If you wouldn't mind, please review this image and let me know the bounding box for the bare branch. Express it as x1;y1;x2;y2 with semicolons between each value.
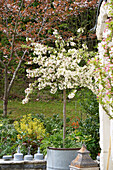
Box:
102;105;113;119
0;59;5;67
37;5;49;40
21;1;32;17
7;1;24;65
16;0;24;20
7;21;18;66
7;49;27;94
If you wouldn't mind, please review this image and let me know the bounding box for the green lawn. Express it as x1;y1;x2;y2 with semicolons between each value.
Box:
0;85;96;121
0;99;86;120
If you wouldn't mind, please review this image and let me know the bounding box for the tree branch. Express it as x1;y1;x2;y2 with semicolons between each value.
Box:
0;59;5;67
102;105;113;119
7;49;27;94
7;0;24;66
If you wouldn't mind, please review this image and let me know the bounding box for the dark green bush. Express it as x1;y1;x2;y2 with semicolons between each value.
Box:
75;113;100;159
39;113;100;159
75;87;99;116
0;118;18;158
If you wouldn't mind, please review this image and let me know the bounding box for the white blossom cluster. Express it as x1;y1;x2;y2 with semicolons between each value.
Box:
22;29;96;103
22;83;34;104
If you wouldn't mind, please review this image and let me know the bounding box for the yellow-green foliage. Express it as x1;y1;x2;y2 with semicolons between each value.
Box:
14;114;45;141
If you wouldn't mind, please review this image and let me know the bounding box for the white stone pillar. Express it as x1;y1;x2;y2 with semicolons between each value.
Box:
96;0;113;169
110;108;113;169
99;104;113;170
111;119;113;161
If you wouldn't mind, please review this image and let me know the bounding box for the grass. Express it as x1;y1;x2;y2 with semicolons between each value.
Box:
0;79;96;121
0;98;87;120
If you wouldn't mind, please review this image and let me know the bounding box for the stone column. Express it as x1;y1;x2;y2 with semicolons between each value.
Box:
96;0;113;169
99;104;113;170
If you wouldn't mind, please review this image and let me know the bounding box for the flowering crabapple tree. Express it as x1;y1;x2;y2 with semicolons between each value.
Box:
23;29;96;146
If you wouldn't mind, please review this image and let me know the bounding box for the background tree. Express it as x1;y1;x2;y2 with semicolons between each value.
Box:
0;0;97;117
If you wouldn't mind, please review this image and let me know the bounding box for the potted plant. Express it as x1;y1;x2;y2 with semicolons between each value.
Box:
22;29;95;169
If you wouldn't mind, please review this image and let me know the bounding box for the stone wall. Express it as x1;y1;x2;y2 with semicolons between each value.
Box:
0;159;46;170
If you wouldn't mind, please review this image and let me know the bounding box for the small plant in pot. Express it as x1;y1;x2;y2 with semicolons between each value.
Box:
22;29;96;169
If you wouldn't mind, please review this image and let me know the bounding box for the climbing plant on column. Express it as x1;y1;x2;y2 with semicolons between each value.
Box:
88;0;113;118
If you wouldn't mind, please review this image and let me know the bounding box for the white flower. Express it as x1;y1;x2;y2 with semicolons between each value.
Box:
67;82;73;88
69;37;73;41
27;61;32;65
26;37;32;42
67;42;69;46
3;56;8;58
69;7;73;10
82;44;88;50
68;48;77;54
33;57;38;64
25;88;31;94
70;42;76;46
53;29;58;35
62;48;66;52
68;90;77;99
103;28;111;39
68;93;75;99
22;98;29;104
77;28;84;33
50;88;57;94
26;37;29;42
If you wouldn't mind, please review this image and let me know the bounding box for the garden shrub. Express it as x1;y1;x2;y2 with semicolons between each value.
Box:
40;129;82;155
0;113;99;159
14;114;46;155
33;113;63;134
75;87;99;116
0;118;18;158
39;113;99;159
75;113;100;159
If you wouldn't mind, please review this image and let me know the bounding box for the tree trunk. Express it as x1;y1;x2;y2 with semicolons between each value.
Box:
2;50;27;117
63;89;66;148
3;66;8;117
